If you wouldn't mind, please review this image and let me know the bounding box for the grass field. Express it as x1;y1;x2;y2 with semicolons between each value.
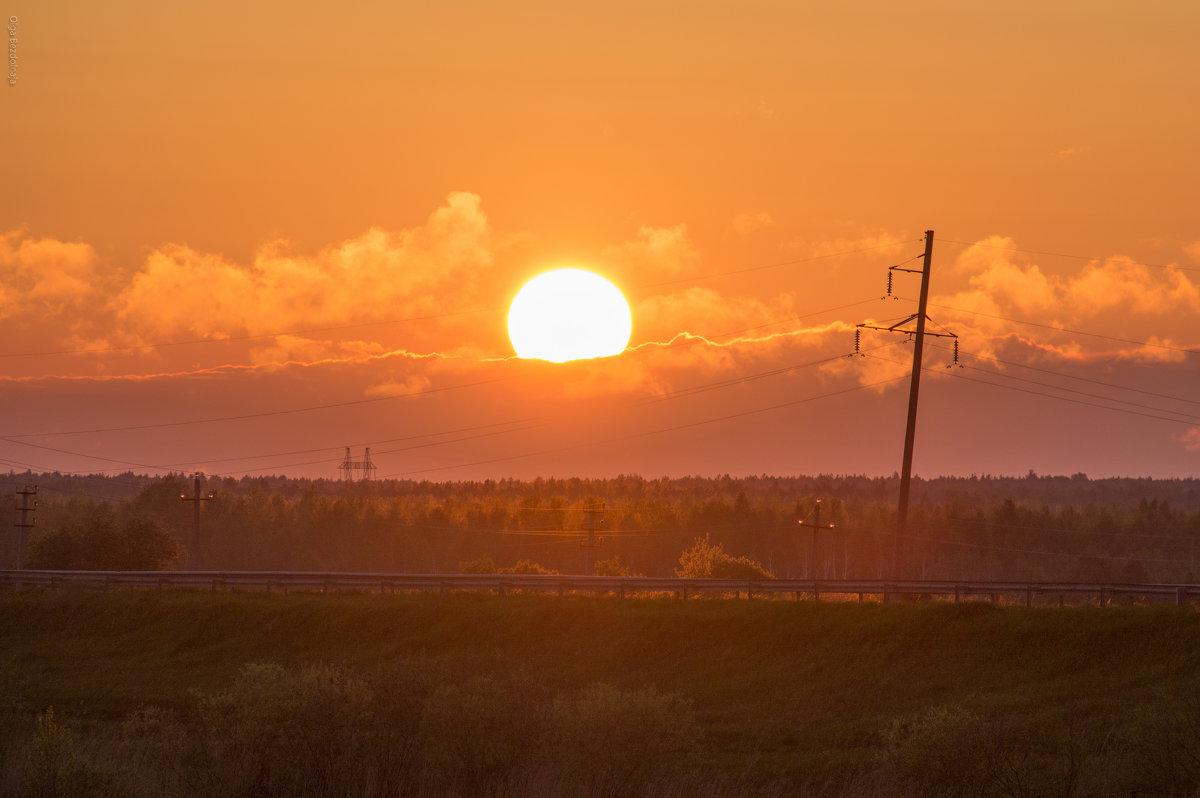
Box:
3;589;1200;795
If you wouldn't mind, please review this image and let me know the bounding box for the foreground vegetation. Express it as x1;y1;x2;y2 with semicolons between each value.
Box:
4;589;1200;795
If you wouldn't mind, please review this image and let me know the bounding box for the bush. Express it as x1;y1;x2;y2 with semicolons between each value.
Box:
419;675;541;795
191;662;374;798
877;704;1085;798
498;559;558;575
24;707;120;798
675;534;773;580
593;555;639;577
545;682;700;794
459;554;497;574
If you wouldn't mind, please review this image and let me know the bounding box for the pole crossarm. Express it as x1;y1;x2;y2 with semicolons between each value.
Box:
857;320;958;338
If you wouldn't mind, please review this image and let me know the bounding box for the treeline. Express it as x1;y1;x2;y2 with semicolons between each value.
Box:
6;472;1200;582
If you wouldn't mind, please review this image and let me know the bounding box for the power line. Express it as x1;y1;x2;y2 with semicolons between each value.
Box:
0;374;515;439
0;241;915;361
206;345;901;477
939;237;1200;275
379;374;908;479
860;350;1200;427
926;343;1200;407
948;371;1200;427
908;300;1199;355
0;308;501;359
643;239;923;289
956;364;1200;424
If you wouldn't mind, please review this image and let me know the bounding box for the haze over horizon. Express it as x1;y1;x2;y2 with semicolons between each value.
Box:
3;2;1198;481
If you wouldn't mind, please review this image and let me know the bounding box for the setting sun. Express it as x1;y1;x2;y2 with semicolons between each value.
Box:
507;268;633;362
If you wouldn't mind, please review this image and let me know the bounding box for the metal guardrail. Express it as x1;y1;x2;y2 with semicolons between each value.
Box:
2;570;1199;606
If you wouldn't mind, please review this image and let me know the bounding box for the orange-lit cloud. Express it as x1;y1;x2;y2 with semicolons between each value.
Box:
732;211;774;234
603;224;699;277
1181;428;1200;452
0;231;100;316
113;192;495;343
934;237;1199;365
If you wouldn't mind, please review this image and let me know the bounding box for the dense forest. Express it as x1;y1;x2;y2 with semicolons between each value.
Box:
5;471;1200;583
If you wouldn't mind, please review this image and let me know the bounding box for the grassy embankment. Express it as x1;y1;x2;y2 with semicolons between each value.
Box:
3;589;1200;795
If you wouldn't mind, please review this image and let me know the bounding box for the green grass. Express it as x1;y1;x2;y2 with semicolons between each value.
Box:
3;589;1200;792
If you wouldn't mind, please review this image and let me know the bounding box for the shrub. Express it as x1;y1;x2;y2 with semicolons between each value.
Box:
593;555;639;576
191;662;374;798
419;675;541;795
24;707;119;798
498;559;558;575
459;554;497;574
545;682;700;794
878;704;1085;798
675;534;773;580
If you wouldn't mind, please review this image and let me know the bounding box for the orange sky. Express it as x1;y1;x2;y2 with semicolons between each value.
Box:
2;1;1198;480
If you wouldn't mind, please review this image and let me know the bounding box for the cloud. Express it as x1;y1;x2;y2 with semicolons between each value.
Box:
1065;257;1199;315
732;211;774;234
1181;428;1200;452
112;192;495;342
1185;241;1200;263
935;237;1199;364
603;224;698;275
0;231;100;317
780;231;912;268
365;373;434;399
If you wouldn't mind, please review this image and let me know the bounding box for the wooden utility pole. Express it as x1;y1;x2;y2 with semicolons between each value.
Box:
581;502;603;575
893;231;935;577
856;231;956;580
14;485;36;570
797;499;835;579
180;473;215;569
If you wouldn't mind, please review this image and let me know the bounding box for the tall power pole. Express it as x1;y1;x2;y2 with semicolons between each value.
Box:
180;473;215;569
856;231;956;579
894;231;936;577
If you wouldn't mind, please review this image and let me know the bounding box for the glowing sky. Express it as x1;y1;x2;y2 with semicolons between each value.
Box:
2;1;1198;480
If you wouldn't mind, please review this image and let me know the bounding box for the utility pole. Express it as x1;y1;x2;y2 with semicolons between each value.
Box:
581;502;603;575
797;499;835;578
14;485;36;570
180;473;215;570
856;231;956;579
895;231;935;577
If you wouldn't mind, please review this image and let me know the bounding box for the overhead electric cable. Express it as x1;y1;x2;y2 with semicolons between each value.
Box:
0;374;515;439
925;343;1200;406
378;375;908;479
0;308;501;359
900;300;1199;355
939;237;1200;275
644;239;923;289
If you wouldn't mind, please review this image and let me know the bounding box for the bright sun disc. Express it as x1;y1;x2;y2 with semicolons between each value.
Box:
507;268;633;362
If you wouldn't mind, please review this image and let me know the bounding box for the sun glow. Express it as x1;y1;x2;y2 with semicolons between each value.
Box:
507;268;633;362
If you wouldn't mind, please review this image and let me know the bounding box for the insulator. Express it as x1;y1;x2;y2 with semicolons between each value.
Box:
953;339;959;365
854;328;860;353
886;272;893;297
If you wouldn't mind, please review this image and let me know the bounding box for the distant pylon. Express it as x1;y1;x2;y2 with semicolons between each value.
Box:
339;447;377;481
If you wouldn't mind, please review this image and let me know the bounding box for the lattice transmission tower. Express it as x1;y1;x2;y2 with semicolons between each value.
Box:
339;447;377;481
